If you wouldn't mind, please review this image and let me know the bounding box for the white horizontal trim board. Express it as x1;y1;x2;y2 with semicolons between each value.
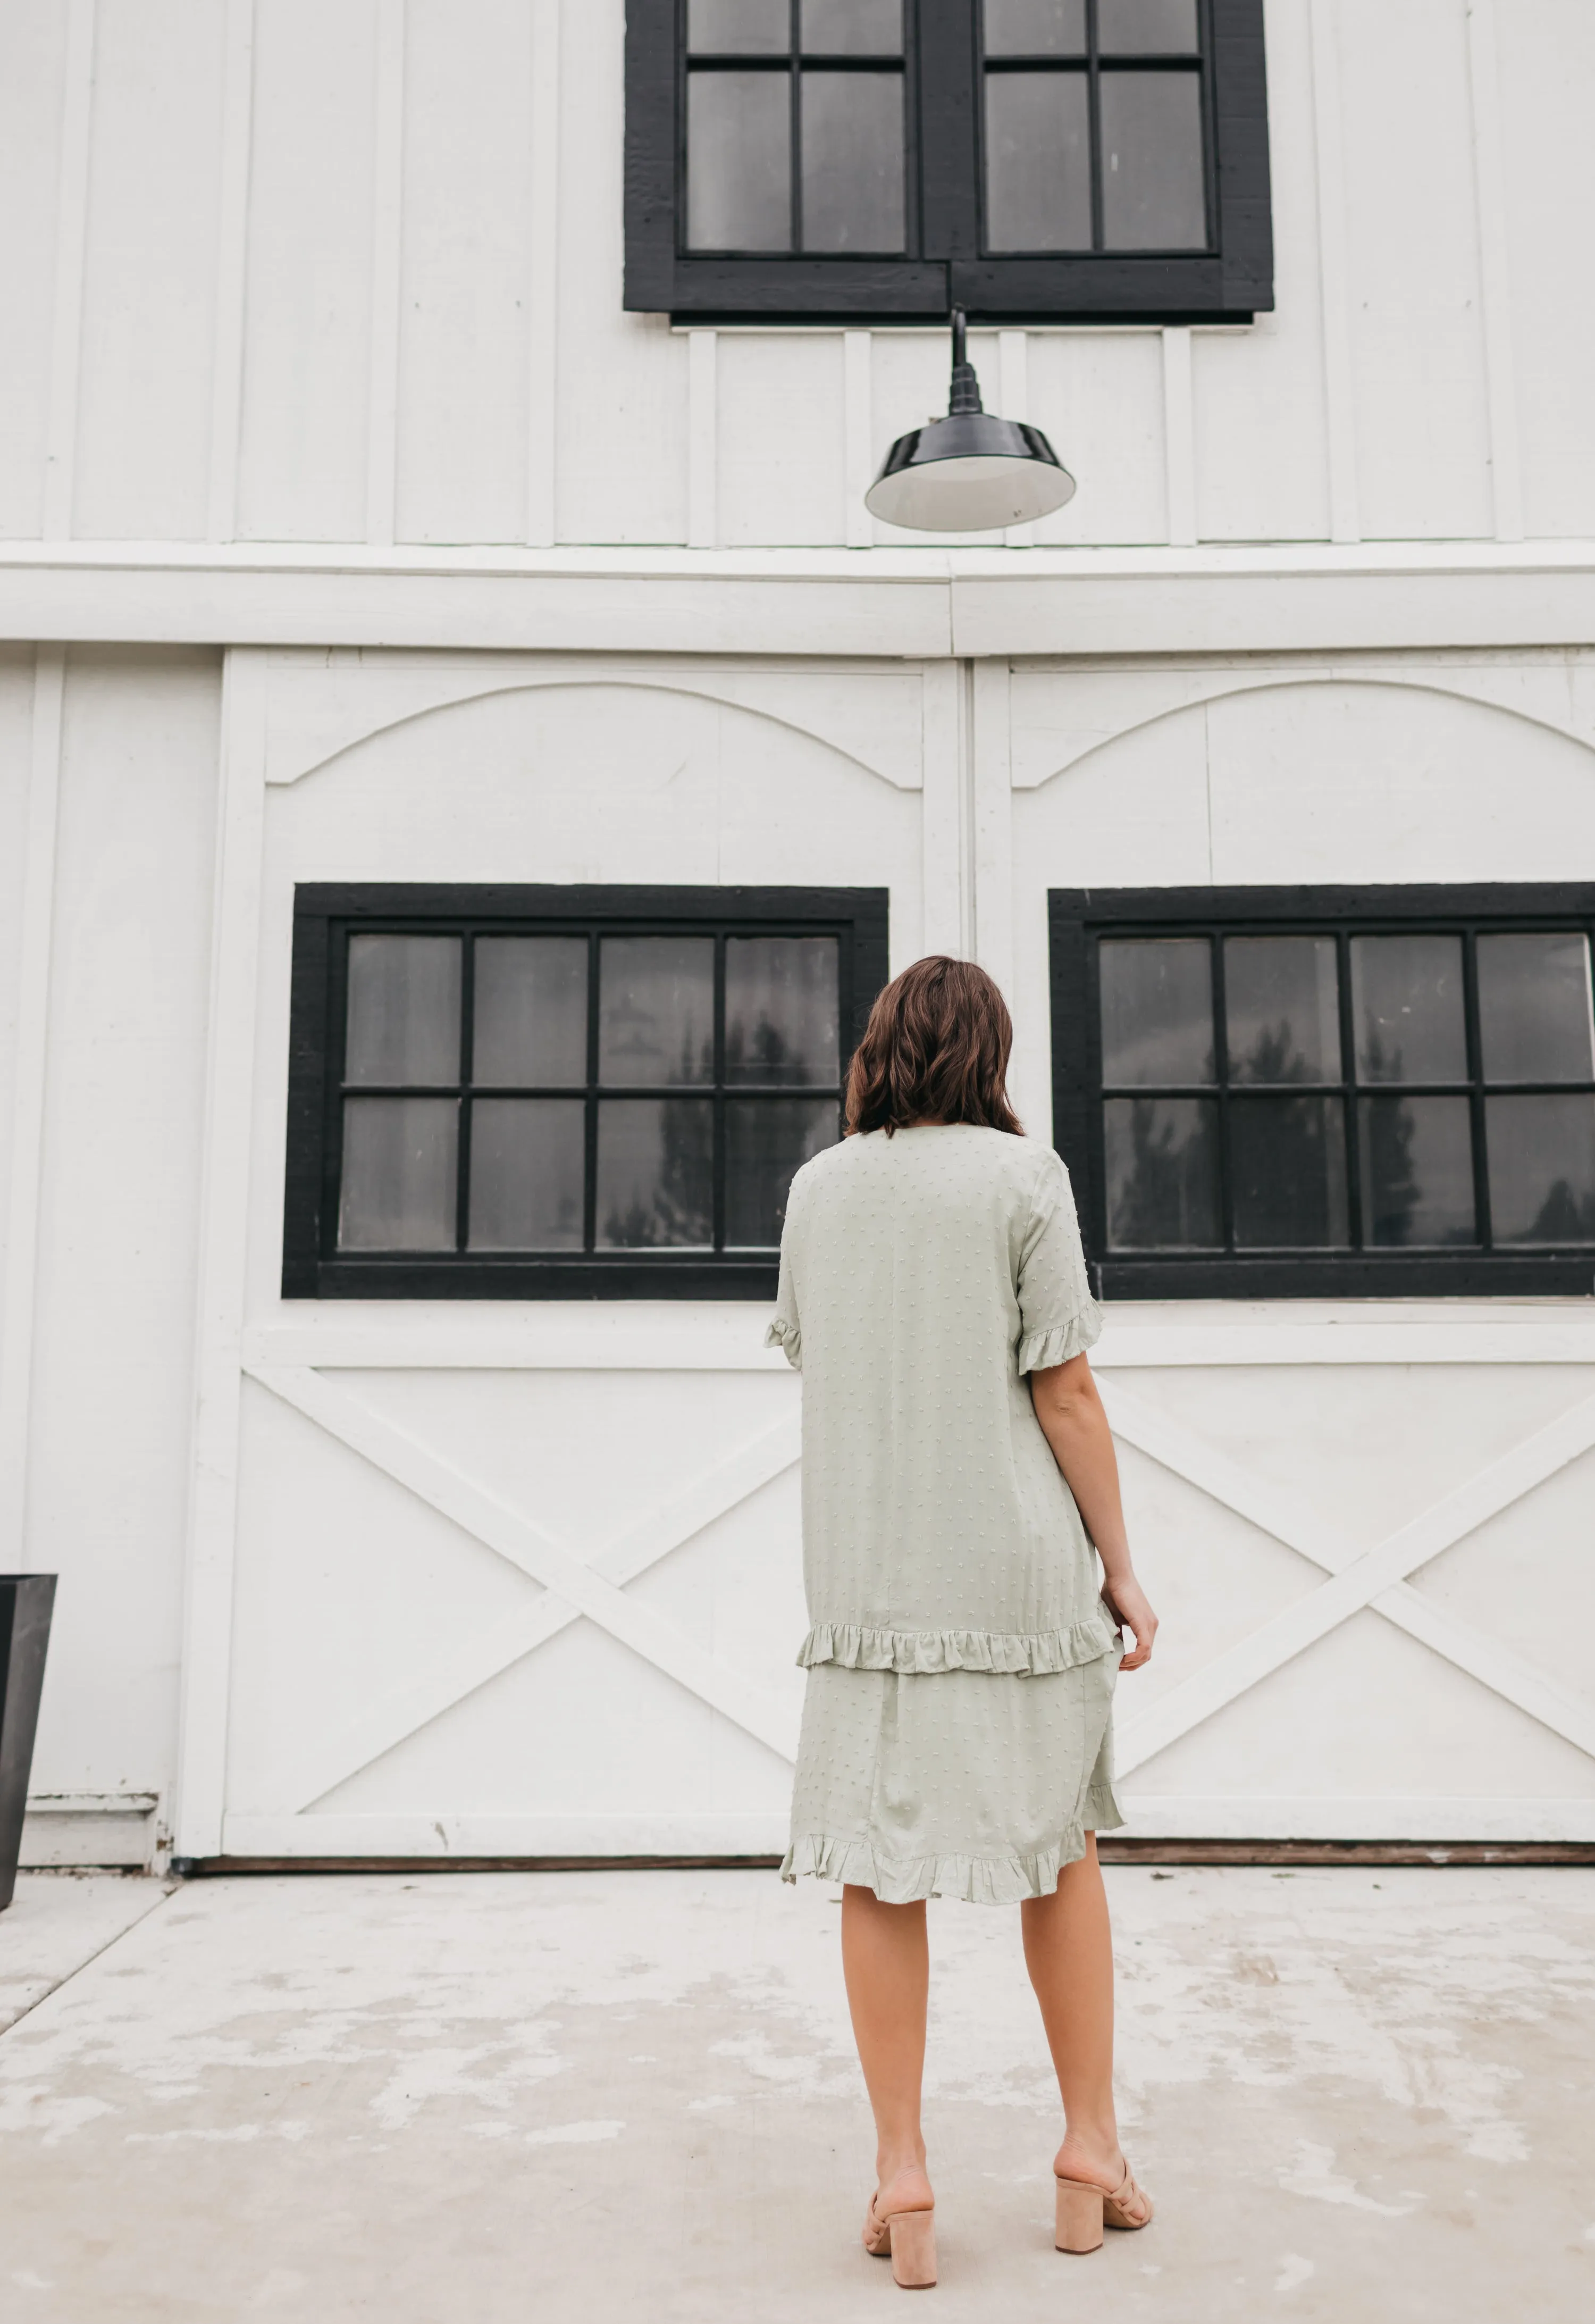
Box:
1114;1797;1595;1844
239;1311;1595;1374
26;1791;160;1815
7;541;1595;655
223;1815;794;1857
218;1800;1595;1856
20;1793;161;1870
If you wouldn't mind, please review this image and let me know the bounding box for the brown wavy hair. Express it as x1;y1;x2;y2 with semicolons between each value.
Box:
845;956;1023;1136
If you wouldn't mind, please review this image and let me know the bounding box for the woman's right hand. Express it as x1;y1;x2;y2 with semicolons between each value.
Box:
1101;1571;1157;1671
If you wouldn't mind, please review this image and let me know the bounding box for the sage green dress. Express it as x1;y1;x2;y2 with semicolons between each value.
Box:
766;1124;1125;1904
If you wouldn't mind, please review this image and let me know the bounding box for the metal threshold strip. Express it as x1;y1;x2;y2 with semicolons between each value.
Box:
170;1838;1595;1877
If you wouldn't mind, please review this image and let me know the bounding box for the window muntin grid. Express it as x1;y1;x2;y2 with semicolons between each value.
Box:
1095;921;1595;1258
980;0;1210;255
684;0;910;255
332;923;845;1260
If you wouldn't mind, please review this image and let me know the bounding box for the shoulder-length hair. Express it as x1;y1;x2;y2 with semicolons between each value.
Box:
845;956;1023;1137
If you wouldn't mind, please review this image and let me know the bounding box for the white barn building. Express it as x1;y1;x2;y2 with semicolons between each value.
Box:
3;0;1594;1875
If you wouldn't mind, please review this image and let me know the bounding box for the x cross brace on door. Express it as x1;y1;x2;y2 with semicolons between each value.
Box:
246;1365;1595;1821
247;1365;803;1813
1101;1380;1595;1777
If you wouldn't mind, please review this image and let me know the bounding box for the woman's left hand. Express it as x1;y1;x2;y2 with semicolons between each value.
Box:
1101;1572;1157;1671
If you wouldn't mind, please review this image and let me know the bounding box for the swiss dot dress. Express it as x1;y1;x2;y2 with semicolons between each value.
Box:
767;1123;1125;1905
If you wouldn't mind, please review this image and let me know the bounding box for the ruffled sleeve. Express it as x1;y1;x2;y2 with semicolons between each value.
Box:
1015;1149;1102;1375
765;1167;804;1371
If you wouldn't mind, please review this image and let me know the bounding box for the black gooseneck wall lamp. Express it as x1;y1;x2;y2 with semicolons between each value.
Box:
865;308;1076;533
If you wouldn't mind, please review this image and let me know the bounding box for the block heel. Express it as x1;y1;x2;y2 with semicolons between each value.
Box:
863;2197;938;2288
887;2208;937;2288
1055;2158;1154;2252
1054;2178;1104;2253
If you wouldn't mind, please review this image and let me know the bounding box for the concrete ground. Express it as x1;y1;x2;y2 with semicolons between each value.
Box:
0;1867;1591;2322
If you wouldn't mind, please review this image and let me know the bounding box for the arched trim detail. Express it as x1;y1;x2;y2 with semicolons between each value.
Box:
270;672;920;792
1020;672;1595;791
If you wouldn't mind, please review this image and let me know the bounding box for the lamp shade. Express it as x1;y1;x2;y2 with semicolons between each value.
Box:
865;311;1076;533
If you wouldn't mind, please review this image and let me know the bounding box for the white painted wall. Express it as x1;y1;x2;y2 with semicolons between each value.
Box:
6;639;1595;1862
0;3;1592;1863
0;0;1586;555
3;650;220;1865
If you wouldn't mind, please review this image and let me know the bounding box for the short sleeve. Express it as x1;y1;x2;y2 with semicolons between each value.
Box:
1015;1150;1102;1375
764;1168;804;1370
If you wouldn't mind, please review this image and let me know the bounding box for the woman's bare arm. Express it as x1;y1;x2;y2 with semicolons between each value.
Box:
1029;1352;1157;1671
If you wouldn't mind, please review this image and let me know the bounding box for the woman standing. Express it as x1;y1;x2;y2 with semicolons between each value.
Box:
767;956;1157;2289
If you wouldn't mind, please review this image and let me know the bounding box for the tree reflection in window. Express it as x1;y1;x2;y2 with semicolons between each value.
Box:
1093;922;1595;1260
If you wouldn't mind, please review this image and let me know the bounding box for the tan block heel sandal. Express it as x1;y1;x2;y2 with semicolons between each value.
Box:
1054;2159;1154;2253
863;2195;938;2288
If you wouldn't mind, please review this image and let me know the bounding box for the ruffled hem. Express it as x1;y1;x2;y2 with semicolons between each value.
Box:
1016;1302;1104;1375
797;1611;1120;1676
764;1316;802;1370
782;1797;1127;1907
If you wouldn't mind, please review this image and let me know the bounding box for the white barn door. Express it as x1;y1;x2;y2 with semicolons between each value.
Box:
178;648;1595;1860
180;647;936;1862
1005;659;1595;1845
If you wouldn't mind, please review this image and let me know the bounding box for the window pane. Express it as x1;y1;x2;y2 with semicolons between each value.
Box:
802;72;904;250
1358;1097;1477;1247
726;1098;837;1245
689;0;788;52
687;71;791;252
599;937;715;1085
467;1100;585;1251
472;937;587;1086
596;1100;714;1248
1350;934;1467;1085
1230;1096;1349;1248
1224;936;1340;1085
1098;938;1214;1085
726;935;840;1084
984;71;1091;251
1104;1096;1220;1247
983;0;1086;53
345;935;460;1086
338;1097;457;1250
802;0;901;54
1477;932;1595;1083
1487;1094;1595;1243
1097;0;1199;52
1099;70;1205;249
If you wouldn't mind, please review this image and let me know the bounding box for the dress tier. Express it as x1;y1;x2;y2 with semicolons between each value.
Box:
768;1123;1124;1904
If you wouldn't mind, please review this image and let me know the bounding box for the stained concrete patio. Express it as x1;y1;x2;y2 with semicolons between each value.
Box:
1;1865;1591;2322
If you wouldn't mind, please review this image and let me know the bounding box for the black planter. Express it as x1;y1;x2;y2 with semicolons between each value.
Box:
1;1575;56;1912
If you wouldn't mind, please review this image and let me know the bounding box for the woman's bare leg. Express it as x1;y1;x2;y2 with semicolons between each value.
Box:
840;1885;935;2212
1020;1836;1126;2189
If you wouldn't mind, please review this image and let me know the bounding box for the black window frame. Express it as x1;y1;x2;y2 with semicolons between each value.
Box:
625;0;1272;324
283;883;889;1301
1050;884;1595;1301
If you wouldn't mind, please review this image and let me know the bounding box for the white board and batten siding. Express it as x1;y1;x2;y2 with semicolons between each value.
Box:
0;1;1591;1867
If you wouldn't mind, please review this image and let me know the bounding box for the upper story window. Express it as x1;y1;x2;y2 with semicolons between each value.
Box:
282;884;888;1301
1049;886;1595;1300
684;1;910;257
625;1;1272;323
